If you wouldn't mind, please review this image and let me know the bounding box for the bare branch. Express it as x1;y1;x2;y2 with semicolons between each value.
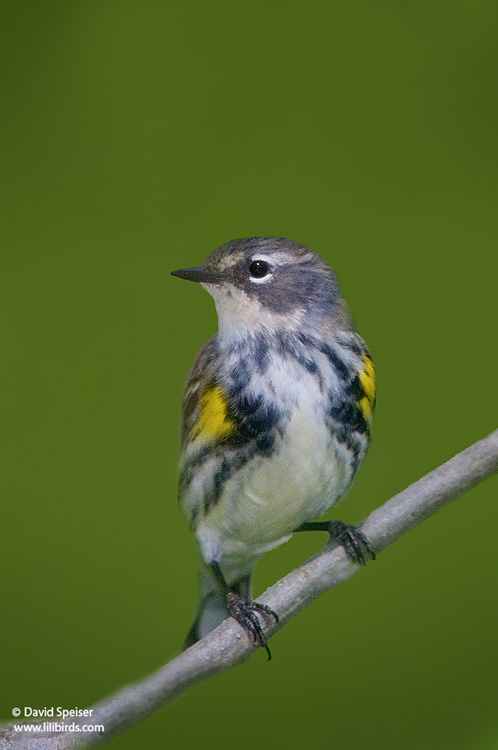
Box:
2;429;498;750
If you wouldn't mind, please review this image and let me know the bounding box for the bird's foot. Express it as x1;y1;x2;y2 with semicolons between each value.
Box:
226;592;279;660
328;520;376;566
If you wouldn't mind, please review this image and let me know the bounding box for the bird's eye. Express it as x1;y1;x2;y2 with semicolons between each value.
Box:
249;260;271;278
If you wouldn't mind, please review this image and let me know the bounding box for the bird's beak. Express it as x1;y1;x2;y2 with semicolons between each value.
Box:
170;266;221;285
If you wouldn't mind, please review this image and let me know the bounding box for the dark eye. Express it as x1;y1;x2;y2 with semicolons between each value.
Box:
249;260;271;278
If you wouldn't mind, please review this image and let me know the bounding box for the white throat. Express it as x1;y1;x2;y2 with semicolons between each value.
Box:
203;283;305;345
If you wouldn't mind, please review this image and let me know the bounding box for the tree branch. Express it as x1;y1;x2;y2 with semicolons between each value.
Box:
2;429;498;750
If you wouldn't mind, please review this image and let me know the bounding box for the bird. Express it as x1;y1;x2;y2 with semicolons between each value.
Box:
171;237;376;659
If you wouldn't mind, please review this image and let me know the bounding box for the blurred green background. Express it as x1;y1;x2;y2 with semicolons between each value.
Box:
1;1;498;748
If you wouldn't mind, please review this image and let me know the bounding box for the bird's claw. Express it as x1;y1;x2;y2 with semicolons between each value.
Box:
328;520;376;566
226;592;278;660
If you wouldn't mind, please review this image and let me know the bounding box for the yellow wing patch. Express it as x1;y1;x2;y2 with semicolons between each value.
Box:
192;386;236;441
358;357;376;422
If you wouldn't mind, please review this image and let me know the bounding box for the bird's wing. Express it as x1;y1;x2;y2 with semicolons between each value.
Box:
180;333;281;450
178;335;283;525
179;335;234;449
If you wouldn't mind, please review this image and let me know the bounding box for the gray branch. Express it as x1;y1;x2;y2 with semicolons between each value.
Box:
2;429;498;750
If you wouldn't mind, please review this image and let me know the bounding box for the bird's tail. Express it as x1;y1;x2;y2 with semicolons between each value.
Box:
183;566;253;650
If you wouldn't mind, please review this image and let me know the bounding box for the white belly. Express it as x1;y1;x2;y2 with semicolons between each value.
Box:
195;405;352;574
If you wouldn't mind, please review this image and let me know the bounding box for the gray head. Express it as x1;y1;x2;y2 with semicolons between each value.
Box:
171;237;352;342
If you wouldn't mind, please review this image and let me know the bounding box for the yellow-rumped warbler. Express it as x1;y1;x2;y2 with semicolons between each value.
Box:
171;237;376;659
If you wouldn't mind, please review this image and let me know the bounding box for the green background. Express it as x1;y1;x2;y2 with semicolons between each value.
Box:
1;1;497;748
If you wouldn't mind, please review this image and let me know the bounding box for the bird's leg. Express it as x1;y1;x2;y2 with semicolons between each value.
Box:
294;520;376;566
210;562;279;660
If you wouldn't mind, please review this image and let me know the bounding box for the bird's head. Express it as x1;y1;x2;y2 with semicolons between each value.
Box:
171;237;351;343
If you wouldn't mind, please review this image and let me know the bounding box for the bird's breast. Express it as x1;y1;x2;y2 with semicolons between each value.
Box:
196;372;355;563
